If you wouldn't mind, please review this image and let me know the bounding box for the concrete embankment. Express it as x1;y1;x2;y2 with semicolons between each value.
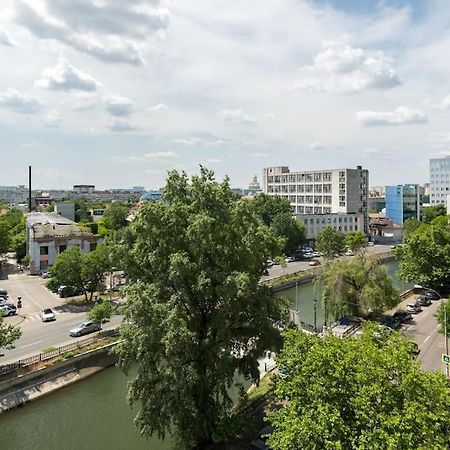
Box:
0;343;118;414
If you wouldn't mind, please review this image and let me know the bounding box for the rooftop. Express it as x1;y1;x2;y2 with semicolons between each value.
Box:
26;213;94;239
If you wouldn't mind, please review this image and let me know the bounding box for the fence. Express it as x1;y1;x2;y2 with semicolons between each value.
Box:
0;329;119;376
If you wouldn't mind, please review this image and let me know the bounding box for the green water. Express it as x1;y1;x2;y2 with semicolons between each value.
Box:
0;259;411;450
276;259;412;328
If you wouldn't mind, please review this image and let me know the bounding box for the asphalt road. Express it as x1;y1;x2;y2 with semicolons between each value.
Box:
263;244;394;281
0;257;122;365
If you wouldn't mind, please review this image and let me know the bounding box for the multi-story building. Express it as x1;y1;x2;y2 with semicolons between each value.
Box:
26;212;98;274
0;186;28;203
430;156;450;206
262;165;369;237
73;184;95;194
385;184;422;225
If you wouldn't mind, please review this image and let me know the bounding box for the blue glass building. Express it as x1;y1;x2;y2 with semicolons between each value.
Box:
385;184;422;225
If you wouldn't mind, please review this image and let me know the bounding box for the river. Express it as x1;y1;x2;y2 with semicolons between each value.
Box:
0;259;411;450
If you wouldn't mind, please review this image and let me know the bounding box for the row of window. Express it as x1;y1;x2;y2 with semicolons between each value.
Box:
39;243;96;255
294;206;332;214
266;172;333;184
303;216;358;225
267;184;333;193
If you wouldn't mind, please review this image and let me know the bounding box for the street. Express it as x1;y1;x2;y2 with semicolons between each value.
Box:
0;258;122;365
263;244;394;281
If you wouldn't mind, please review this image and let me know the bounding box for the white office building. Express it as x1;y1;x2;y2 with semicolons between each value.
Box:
262;165;369;238
430;156;450;206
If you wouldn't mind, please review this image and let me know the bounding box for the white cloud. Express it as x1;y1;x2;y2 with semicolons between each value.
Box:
309;142;325;151
0;29;14;46
45;110;62;127
108;118;136;132
104;95;134;116
172;136;224;146
15;1;170;65
0;89;42;114
118;151;180;162
143;151;179;160
148;103;168;111
35;57;101;92
292;41;400;94
249;152;268;158
430;132;450;148
355;106;428;126
217;108;255;124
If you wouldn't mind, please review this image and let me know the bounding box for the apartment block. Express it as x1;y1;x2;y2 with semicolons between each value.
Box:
430;156;450;206
262;165;369;235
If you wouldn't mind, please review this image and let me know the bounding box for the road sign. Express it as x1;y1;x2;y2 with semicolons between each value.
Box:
442;354;450;365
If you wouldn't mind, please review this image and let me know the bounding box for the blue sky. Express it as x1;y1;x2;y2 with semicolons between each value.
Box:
0;0;450;189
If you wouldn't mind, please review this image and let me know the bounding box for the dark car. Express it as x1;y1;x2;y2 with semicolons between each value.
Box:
416;296;432;307
58;285;82;298
423;290;441;300
383;316;401;330
0;288;7;297
393;310;413;323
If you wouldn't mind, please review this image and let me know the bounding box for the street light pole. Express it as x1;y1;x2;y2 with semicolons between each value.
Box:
314;298;317;334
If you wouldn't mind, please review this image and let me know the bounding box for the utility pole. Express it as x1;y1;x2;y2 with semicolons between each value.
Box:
444;300;449;379
314;298;317;333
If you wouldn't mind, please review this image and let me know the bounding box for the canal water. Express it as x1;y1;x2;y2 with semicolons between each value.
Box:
0;259;411;450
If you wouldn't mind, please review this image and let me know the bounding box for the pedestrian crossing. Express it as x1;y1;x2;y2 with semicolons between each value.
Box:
25;311;65;322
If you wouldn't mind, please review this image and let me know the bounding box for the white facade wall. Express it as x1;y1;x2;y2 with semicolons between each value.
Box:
430;157;450;206
296;213;364;240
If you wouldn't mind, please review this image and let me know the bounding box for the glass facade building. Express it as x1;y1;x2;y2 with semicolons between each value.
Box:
385;184;422;225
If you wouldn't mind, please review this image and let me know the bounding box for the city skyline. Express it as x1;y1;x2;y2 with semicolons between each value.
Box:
1;0;450;189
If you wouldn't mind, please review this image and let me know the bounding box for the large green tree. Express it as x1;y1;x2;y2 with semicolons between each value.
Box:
0;317;21;355
397;221;450;290
402;217;421;240
50;245;111;301
422;204;447;223
0;219;9;254
252;194;305;255
102;203;129;231
317;258;399;322
268;324;450;450
115;168;288;449
437;300;450;336
315;226;346;259
88;299;114;325
345;230;368;254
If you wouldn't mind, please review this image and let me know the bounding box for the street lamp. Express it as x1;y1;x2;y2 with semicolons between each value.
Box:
313;298;317;334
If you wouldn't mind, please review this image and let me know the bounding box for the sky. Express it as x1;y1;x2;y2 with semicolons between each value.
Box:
0;0;450;190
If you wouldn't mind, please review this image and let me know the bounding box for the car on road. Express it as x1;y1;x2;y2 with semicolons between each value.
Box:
40;308;56;322
368;241;374;246
0;304;17;317
383;316;401;330
416;296;432;307
265;260;274;268
0;288;8;297
393;310;413;323
69;321;101;337
406;303;422;314
285;256;296;263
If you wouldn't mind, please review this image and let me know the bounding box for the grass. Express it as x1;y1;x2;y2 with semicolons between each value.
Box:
41;346;57;354
246;372;274;405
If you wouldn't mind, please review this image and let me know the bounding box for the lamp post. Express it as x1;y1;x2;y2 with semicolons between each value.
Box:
313;298;317;333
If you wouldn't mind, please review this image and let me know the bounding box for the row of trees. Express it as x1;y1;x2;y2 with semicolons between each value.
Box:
0;208;26;261
316;226;368;258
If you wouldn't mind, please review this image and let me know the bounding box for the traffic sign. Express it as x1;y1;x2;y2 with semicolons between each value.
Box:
442;354;450;365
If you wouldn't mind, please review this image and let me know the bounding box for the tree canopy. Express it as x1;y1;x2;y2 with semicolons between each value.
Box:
88;299;114;325
268;324;450;450
0;317;21;355
402;217;421;240
422;204;447;223
115;168;288;449
317;258;399;322
315;226;346;259
102;203;130;231
251;194;305;255
397;220;450;291
49;244;111;301
345;230;368;253
436;300;450;336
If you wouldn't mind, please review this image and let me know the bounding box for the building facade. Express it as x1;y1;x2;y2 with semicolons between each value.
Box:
262;165;369;234
54;202;76;222
430;156;450;206
26;213;98;275
385;184;422;225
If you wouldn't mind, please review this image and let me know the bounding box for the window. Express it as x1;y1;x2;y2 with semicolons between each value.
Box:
323;172;332;181
305;173;313;182
40;246;49;255
90;243;97;252
58;245;67;253
314;184;322;193
297;185;304;193
323;184;332;193
314;173;322;182
305;184;313;193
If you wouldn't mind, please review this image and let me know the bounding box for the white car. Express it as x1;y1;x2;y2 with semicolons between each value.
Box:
312;251;321;258
285;256;295;263
40;308;56;322
0;304;17;317
345;249;354;256
368;242;374;246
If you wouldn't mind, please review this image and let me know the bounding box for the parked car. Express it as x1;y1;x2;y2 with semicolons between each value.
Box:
390;244;397;249
69;321;101;337
40;308;56;322
416;296;432;307
0;298;7;306
285;256;296;263
41;271;50;279
303;252;314;259
410;342;420;357
383;316;401;330
0;288;8;297
406;303;422;314
265;260;274;268
345;249;354;256
393;310;413;323
423;290;441;300
58;285;82;298
0;304;17;317
368;241;374;246
312;251;321;258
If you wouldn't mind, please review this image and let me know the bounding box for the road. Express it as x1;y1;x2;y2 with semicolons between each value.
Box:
263;244;394;281
0;257;122;365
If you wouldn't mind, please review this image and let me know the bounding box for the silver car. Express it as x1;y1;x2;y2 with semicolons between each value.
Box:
69;321;101;337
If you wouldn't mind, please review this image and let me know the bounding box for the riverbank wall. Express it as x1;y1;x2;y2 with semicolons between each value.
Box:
0;343;118;414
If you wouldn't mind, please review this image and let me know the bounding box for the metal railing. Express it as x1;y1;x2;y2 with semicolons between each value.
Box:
0;329;118;376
